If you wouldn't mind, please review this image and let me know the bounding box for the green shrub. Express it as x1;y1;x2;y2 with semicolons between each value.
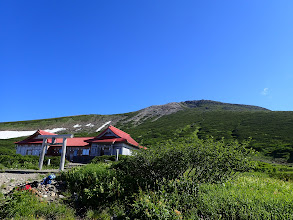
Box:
130;173;293;219
252;161;293;181
61;163;123;208
131;177;197;219
0;138;20;156
131;190;180;220
269;171;293;181
0;164;5;170
0;190;75;219
44;156;68;168
252;161;277;173
0;155;39;169
0;154;65;169
114;136;254;191
91;155;116;163
60;137;255;219
85;208;112;220
91;155;130;163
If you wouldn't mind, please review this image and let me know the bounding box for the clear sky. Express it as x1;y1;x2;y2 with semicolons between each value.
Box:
0;1;293;122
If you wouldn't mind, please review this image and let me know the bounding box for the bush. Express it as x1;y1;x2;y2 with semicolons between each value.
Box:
91;155;131;163
0;155;39;169
131;190;180;220
252;161;277;173
44;156;68;168
61;163;123;208
0;155;65;169
60;136;255;218
91;155;116;163
131;177;197;219
114;136;254;191
0;190;75;219
252;161;293;181
269;172;293;181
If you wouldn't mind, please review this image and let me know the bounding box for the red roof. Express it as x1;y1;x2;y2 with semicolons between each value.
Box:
15;127;144;149
15;129;57;144
87;125;142;148
52;137;93;147
15;130;92;147
88;138;127;144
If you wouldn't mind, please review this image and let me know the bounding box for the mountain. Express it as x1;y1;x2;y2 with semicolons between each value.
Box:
0;100;269;133
2;100;293;162
182;100;269;111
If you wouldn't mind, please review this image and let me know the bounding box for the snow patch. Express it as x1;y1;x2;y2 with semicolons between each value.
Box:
86;123;94;127
0;128;67;139
45;128;66;133
96;121;111;132
73;124;81;128
0;131;36;139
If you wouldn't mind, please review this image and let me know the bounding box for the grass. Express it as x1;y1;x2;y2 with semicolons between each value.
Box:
0;190;75;219
1;167;293;219
196;172;293;219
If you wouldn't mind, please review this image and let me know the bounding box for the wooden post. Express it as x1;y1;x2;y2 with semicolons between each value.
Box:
38;138;47;170
115;148;119;161
59;137;67;171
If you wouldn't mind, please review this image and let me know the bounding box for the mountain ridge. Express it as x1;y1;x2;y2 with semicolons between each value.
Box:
2;100;293;162
0;100;269;133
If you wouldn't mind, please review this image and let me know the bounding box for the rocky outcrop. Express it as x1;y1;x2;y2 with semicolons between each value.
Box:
125;102;185;124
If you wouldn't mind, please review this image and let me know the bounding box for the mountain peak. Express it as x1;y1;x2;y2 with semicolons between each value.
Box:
182;100;270;111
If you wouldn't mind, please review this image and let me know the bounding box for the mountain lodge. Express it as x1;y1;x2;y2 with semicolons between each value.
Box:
15;125;143;162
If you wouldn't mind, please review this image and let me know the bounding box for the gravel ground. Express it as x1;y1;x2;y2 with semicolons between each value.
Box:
0;172;43;194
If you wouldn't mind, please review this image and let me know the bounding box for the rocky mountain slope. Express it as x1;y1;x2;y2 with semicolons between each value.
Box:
0;100;268;135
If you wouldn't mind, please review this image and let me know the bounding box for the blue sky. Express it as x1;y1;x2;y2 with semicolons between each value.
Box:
0;1;293;122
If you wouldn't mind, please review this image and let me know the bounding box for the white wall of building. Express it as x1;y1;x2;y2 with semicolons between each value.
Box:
16;144;42;156
90;142;137;156
122;147;132;155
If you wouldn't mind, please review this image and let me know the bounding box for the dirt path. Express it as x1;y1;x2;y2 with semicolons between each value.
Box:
0;172;47;194
0;164;84;194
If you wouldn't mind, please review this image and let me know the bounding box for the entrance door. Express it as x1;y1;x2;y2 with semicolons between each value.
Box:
70;154;74;161
100;148;104;156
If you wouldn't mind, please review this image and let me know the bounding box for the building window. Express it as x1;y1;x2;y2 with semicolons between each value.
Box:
103;147;110;155
82;149;90;155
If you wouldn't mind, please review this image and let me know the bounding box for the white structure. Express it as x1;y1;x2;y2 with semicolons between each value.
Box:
37;134;73;171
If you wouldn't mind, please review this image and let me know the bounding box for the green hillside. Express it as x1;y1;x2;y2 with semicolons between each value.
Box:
0;100;292;162
121;110;293;162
